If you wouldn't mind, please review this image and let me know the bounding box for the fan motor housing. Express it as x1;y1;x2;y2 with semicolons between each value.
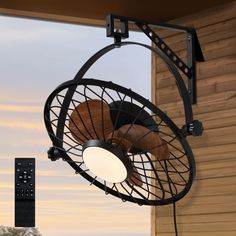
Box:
109;101;158;132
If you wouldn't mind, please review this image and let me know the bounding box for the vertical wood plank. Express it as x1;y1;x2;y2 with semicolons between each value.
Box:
151;1;236;236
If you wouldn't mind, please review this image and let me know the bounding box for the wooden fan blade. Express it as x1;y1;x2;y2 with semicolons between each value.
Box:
107;134;143;187
113;124;170;160
68;99;113;143
129;165;143;187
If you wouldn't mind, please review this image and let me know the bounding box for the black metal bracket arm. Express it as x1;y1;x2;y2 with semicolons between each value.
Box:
106;14;204;105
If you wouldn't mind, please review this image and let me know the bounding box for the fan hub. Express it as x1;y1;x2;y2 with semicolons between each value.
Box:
82;140;133;183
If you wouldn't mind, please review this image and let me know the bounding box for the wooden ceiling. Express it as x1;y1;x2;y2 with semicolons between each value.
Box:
0;0;234;26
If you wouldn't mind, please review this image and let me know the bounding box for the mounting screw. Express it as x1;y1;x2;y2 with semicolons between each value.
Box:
47;146;62;161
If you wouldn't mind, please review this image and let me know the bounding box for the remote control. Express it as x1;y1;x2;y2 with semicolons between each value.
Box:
15;158;35;227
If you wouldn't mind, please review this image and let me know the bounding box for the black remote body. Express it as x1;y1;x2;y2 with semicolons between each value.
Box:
15;158;35;227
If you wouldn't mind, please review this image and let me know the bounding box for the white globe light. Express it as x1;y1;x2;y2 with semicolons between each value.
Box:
83;146;128;183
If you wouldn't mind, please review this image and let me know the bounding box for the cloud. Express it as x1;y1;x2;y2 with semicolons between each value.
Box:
0;135;49;147
0;104;42;113
0;119;43;131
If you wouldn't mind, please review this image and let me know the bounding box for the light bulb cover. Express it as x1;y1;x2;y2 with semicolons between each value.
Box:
82;140;133;183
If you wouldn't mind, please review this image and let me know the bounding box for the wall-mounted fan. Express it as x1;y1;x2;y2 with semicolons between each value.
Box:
44;15;204;208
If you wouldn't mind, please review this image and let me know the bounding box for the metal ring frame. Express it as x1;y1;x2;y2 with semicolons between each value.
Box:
44;41;196;205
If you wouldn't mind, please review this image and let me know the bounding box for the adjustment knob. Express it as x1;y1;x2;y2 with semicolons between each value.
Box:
188;120;204;136
47;147;61;161
181;120;204;137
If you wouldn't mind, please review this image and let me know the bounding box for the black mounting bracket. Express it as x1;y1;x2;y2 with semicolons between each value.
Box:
106;14;204;104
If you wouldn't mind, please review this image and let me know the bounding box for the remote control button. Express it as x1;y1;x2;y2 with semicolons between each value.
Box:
16;169;20;172
18;171;31;183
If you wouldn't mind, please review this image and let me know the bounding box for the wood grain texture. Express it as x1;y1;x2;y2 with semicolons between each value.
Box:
112;124;170;160
152;1;236;236
68;99;114;143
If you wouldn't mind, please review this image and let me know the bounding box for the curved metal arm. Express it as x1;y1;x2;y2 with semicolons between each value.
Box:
74;41;195;126
56;42;201;142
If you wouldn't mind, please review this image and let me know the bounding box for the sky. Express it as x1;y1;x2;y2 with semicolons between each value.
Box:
0;16;151;236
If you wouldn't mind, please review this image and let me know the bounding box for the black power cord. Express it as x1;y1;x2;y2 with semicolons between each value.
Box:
163;160;179;236
173;202;179;236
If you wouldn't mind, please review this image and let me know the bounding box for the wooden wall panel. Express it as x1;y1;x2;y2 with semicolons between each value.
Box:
151;1;236;236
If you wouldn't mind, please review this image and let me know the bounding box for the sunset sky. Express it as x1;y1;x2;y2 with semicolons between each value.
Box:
0;16;151;235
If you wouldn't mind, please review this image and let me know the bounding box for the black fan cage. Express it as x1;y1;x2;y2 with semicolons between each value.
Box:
44;78;195;206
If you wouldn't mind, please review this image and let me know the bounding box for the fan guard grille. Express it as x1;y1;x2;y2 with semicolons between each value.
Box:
44;78;195;206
